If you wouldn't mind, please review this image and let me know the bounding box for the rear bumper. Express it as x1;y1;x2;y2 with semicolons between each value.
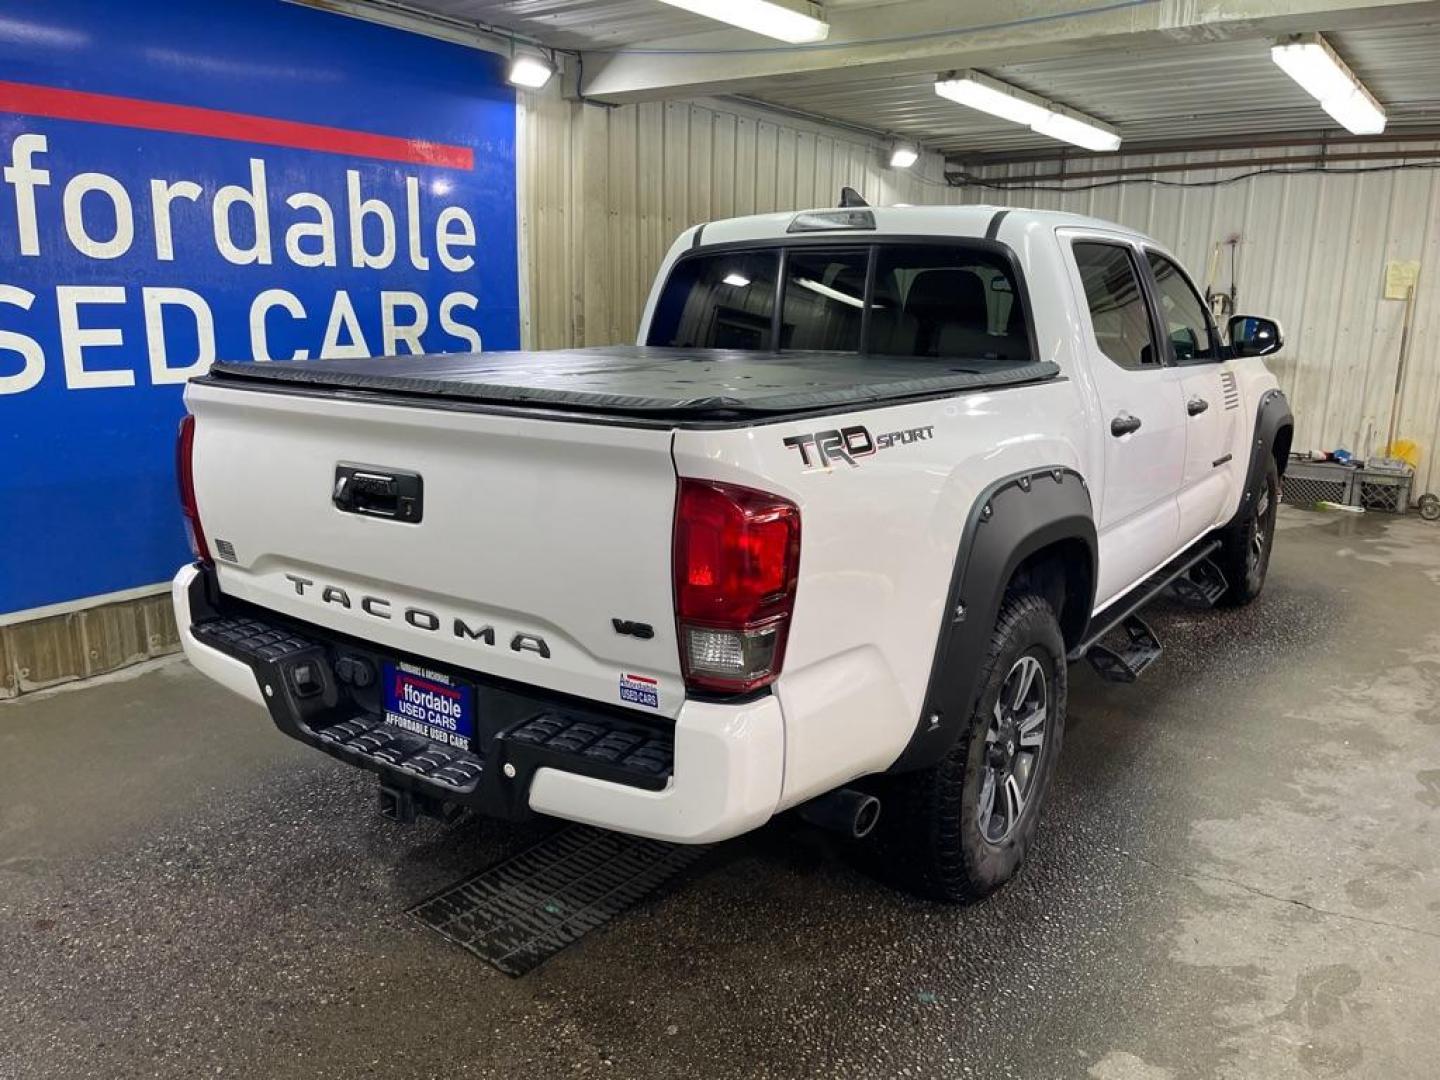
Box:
172;564;782;843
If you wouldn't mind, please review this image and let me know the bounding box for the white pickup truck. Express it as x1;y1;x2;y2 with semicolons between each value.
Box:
173;200;1291;901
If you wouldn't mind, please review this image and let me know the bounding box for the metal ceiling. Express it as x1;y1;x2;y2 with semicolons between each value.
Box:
344;2;1440;159
397;0;900;50
747;21;1440;158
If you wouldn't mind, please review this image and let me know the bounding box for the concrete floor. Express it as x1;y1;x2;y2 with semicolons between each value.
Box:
2;506;1438;1080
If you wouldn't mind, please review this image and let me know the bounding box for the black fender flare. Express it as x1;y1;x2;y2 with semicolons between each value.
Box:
888;467;1096;773
1229;388;1294;528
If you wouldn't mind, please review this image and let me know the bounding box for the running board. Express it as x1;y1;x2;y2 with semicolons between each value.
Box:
1168;557;1228;609
1086;614;1162;683
1069;538;1223;664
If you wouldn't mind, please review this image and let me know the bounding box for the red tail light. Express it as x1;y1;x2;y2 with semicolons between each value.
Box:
176;414;211;564
673;479;800;694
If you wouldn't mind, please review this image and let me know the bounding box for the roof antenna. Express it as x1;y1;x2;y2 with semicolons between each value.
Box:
839;186;869;208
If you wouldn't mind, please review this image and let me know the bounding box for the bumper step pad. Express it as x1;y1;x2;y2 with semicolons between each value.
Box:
316;717;484;790
506;712;674;779
192;616;314;661
409;824;707;976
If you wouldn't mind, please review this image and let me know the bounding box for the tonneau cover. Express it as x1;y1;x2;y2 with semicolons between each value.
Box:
204;346;1058;419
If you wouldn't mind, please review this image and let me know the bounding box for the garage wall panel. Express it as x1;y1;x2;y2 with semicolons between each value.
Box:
520;88;953;351
952;147;1440;498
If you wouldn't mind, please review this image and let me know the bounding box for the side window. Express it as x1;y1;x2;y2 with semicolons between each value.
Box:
1145;252;1216;362
1072;242;1158;370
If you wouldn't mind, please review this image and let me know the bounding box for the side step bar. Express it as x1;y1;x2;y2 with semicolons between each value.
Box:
1086;615;1162;683
1168;557;1228;609
1069;538;1223;680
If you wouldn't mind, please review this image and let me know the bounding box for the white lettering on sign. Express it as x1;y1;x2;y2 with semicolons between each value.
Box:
285;191;337;268
381;290;428;354
150;178;202;262
0;285;43;394
63;172;135;259
58;285;131;390
213;158;272;266
0;130;491;394
250;289;308;362
143;287;215;384
4;133;50;257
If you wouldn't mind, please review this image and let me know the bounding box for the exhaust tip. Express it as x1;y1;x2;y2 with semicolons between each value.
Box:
799;788;881;840
851;794;881;839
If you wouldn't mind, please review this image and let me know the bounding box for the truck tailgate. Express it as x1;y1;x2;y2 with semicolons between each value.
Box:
184;379;683;719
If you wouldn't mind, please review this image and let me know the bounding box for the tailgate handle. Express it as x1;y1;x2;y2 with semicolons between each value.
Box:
333;464;423;524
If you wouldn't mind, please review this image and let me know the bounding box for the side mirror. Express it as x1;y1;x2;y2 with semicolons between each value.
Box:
1170;326;1198;361
1228;314;1283;358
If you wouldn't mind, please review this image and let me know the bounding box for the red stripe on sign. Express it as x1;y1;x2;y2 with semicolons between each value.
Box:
624;674;658;685
0;79;474;170
403;675;461;697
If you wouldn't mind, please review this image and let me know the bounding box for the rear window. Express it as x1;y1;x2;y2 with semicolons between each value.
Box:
869;245;1026;361
646;251;779;350
648;242;1031;365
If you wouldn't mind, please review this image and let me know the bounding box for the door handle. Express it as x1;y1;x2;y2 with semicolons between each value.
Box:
1187;396;1210;417
1110;413;1142;437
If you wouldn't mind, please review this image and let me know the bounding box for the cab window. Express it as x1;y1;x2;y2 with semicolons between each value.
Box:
779;248;867;352
1072;242;1158;370
647;250;779;350
648;242;1033;366
1145;252;1216;362
868;245;1028;362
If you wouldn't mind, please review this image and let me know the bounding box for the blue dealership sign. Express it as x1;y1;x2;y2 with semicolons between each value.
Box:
0;0;519;615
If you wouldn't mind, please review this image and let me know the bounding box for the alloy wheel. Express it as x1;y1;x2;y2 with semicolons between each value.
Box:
1249;486;1273;569
979;654;1048;844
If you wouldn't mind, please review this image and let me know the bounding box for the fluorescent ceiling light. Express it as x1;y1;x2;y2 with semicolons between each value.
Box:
722;272;751;287
935;72;1049;128
889;143;920;169
1271;33;1386;135
1322;86;1386;135
655;0;829;44
507;53;555;89
934;70;1121;152
795;277;866;309
1031;107;1122;152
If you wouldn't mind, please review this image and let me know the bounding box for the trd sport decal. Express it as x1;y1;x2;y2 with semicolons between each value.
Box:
782;424;935;469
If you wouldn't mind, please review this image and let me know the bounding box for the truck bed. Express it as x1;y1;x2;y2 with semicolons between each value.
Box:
203;346;1059;422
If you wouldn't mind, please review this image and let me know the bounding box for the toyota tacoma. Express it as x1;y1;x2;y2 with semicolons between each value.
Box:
173;200;1292;901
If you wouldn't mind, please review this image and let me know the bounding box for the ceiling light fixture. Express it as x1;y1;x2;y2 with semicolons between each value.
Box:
507;52;556;90
796;277;866;309
888;141;920;169
654;0;829;44
1271;33;1386;135
934;70;1121;152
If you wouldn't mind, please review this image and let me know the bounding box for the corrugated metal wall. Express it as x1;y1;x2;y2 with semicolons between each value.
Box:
951;145;1440;498
517;86;954;350
521;93;1440;499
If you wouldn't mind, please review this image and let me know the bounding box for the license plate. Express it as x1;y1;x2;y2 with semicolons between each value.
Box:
382;660;474;749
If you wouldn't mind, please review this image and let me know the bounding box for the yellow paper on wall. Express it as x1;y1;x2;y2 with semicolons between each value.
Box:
1384;260;1420;300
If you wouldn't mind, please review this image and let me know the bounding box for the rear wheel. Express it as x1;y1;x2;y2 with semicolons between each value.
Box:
1216;456;1280;607
866;593;1066;903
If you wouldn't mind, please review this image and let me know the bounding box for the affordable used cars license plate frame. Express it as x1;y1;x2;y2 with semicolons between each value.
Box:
381;660;475;750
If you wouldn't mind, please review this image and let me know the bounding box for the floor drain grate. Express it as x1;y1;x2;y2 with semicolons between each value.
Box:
408;825;707;976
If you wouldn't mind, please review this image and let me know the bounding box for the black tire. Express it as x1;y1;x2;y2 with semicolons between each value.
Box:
865;593;1067;903
1215;455;1280;607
